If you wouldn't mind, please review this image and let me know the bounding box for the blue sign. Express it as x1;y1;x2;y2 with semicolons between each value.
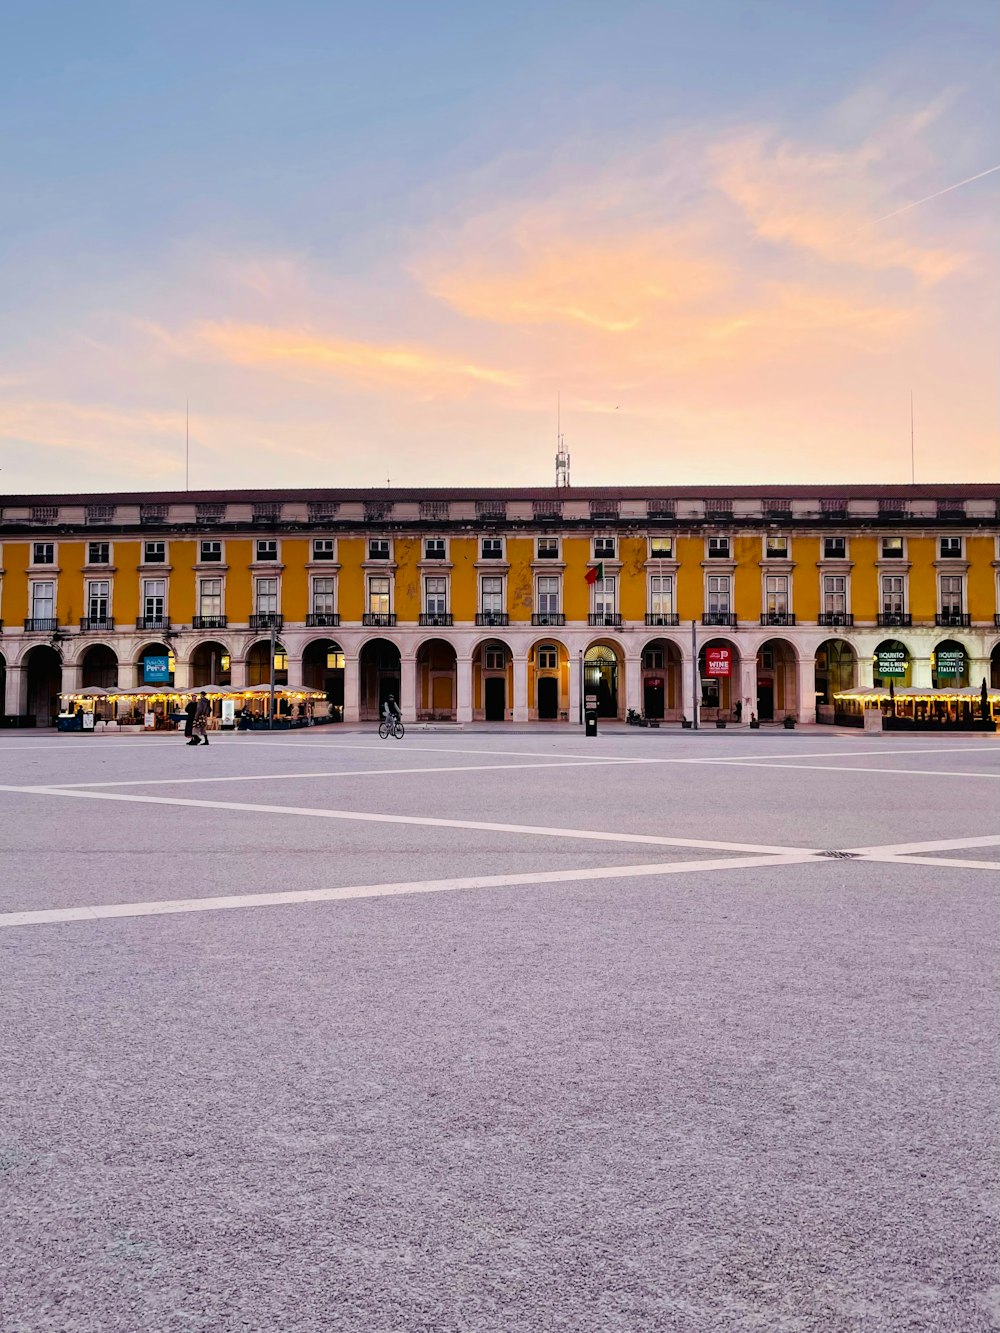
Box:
143;656;170;683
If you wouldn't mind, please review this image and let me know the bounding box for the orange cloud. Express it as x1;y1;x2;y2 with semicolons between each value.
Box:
196;321;520;391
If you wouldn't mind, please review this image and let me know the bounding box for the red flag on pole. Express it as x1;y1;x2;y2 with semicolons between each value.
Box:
585;562;603;585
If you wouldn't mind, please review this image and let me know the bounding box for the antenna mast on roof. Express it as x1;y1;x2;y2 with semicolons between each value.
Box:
554;392;571;489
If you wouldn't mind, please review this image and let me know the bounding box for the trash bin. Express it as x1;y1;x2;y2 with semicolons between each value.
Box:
585;709;598;737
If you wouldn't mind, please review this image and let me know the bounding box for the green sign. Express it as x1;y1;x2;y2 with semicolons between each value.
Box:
875;648;908;678
936;649;966;677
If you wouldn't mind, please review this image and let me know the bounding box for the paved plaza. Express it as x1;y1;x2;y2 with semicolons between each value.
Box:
1;725;998;1332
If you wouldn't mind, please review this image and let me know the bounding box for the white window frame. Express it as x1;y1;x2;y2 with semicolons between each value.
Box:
480;575;505;616
880;536;905;560
480;536;504;560
199;539;224;563
484;645;506;671
706;574;731;615
367;538;392;562
648;574;674;619
255;538;279;563
311;538;336;561
87;541;111;566
367;575;391;616
536;537;560;560
880;573;906;614
593;536;616;560
423;537;448;561
311;576;337;616
822;573;849;616
537;644;558;670
591;575;617;617
648;536;673;559
764;535;789;559
30;579;56;619
198;577;224;619
764;573;789;617
536;574;561;616
254;576;280;615
822;536;847;560
939;536;963;559
423;575;449;615
938;573;964;616
142;578;167;620
86;579;111;621
32;541;56;566
142;540;167;564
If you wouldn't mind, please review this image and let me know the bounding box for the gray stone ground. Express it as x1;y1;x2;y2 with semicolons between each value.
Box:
0;727;997;1332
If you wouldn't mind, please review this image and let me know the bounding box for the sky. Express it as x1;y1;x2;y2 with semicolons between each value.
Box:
0;0;997;494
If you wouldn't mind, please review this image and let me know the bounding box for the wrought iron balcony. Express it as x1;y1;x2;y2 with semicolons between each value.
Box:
305;612;341;627
362;613;396;627
702;613;737;627
476;612;509;626
24;618;59;632
759;613;796;627
80;617;115;632
936;612;970;628
249;613;283;630
135;616;170;631
645;613;680;626
531;612;566;626
419;612;454;626
192;615;228;630
588;613;623;627
877;612;911;627
818;612;854;627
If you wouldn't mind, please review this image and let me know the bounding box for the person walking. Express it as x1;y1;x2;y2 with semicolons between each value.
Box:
192;692;211;746
184;696;198;744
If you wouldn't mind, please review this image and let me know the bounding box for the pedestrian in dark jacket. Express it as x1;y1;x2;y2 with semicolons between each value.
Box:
192;693;211;746
184;698;198;743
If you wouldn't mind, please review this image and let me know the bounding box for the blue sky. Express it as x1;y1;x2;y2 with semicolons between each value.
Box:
1;1;997;492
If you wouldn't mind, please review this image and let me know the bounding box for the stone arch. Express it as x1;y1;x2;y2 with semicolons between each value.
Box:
815;638;857;719
23;643;62;726
189;640;232;687
416;638;457;721
930;637;971;688
528;637;569;721
992;641;1000;690
359;637;401;721
247;638;287;688
585;639;624;719
81;643;118;690
302;638;345;720
638;636;684;719
873;638;912;688
756;637;798;722
134;641;175;686
697;637;741;719
0;649;6;717
472;637;513;722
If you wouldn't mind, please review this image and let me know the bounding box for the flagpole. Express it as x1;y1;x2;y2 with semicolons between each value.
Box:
691;619;699;730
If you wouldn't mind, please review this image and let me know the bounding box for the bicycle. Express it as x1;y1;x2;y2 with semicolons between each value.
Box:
378;716;405;739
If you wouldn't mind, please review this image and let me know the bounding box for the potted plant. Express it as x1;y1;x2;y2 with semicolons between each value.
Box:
783;716;796;728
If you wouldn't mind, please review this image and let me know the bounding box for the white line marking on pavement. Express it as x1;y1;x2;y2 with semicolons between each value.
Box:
684;760;1000;779
0;853;815;929
0;784;815;855
875;855;1000;871
844;834;1000;855
33;758;657;791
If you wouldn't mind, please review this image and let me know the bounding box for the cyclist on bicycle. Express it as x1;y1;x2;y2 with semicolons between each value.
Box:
383;694;402;723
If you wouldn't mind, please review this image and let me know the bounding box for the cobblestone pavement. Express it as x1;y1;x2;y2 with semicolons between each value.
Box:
1;728;998;1332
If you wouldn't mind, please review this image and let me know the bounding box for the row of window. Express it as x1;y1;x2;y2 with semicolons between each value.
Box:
11;568;975;627
18;534;976;570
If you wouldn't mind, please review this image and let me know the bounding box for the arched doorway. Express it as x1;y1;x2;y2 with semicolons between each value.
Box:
359;638;401;720
931;639;970;688
698;639;740;720
190;641;232;687
873;639;911;688
303;639;345;721
756;639;798;722
136;642;174;687
585;642;622;718
0;651;7;716
530;640;568;720
473;639;512;722
815;638;856;713
247;639;287;688
417;639;457;721
640;638;683;719
24;645;62;725
81;644;118;690
992;643;1000;689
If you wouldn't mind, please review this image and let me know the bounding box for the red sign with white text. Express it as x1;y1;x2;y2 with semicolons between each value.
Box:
705;647;732;677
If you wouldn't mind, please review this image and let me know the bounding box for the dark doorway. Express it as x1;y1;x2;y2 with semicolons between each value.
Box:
537;676;558;719
303;640;344;721
757;682;774;721
81;645;118;690
643;678;664;719
484;676;506;721
25;645;62;725
360;639;401;720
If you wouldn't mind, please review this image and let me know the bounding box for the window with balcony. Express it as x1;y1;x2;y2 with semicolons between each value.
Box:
142;579;166;622
536;537;559;559
649;537;673;558
590;575;617;624
881;537;904;559
765;536;788;559
594;537;616;559
86;580;110;623
367;576;391;618
255;577;278;615
424;538;447;560
368;539;390;561
706;574;732;621
31;581;55;622
764;575;790;623
143;541;166;564
255;539;278;562
198;578;223;621
311;577;337;622
479;576;506;624
647;575;674;625
823;536;846;559
939;575;964;618
823;574;848;619
480;538;503;560
939;537;963;558
879;575;909;626
32;542;55;565
312;538;336;561
199;540;223;563
87;542;110;565
423;576;450;623
536;576;562;623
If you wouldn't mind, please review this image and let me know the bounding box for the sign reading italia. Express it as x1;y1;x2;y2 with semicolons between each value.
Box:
875;648;908;678
705;647;732;677
143;655;170;683
936;649;966;677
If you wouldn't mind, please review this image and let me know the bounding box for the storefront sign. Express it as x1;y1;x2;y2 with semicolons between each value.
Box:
143;655;170;683
81;712;95;731
222;699;235;727
875;648;908;678
705;647;732;677
936;649;966;677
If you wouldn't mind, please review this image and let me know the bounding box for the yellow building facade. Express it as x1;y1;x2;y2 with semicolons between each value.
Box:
1;485;998;725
